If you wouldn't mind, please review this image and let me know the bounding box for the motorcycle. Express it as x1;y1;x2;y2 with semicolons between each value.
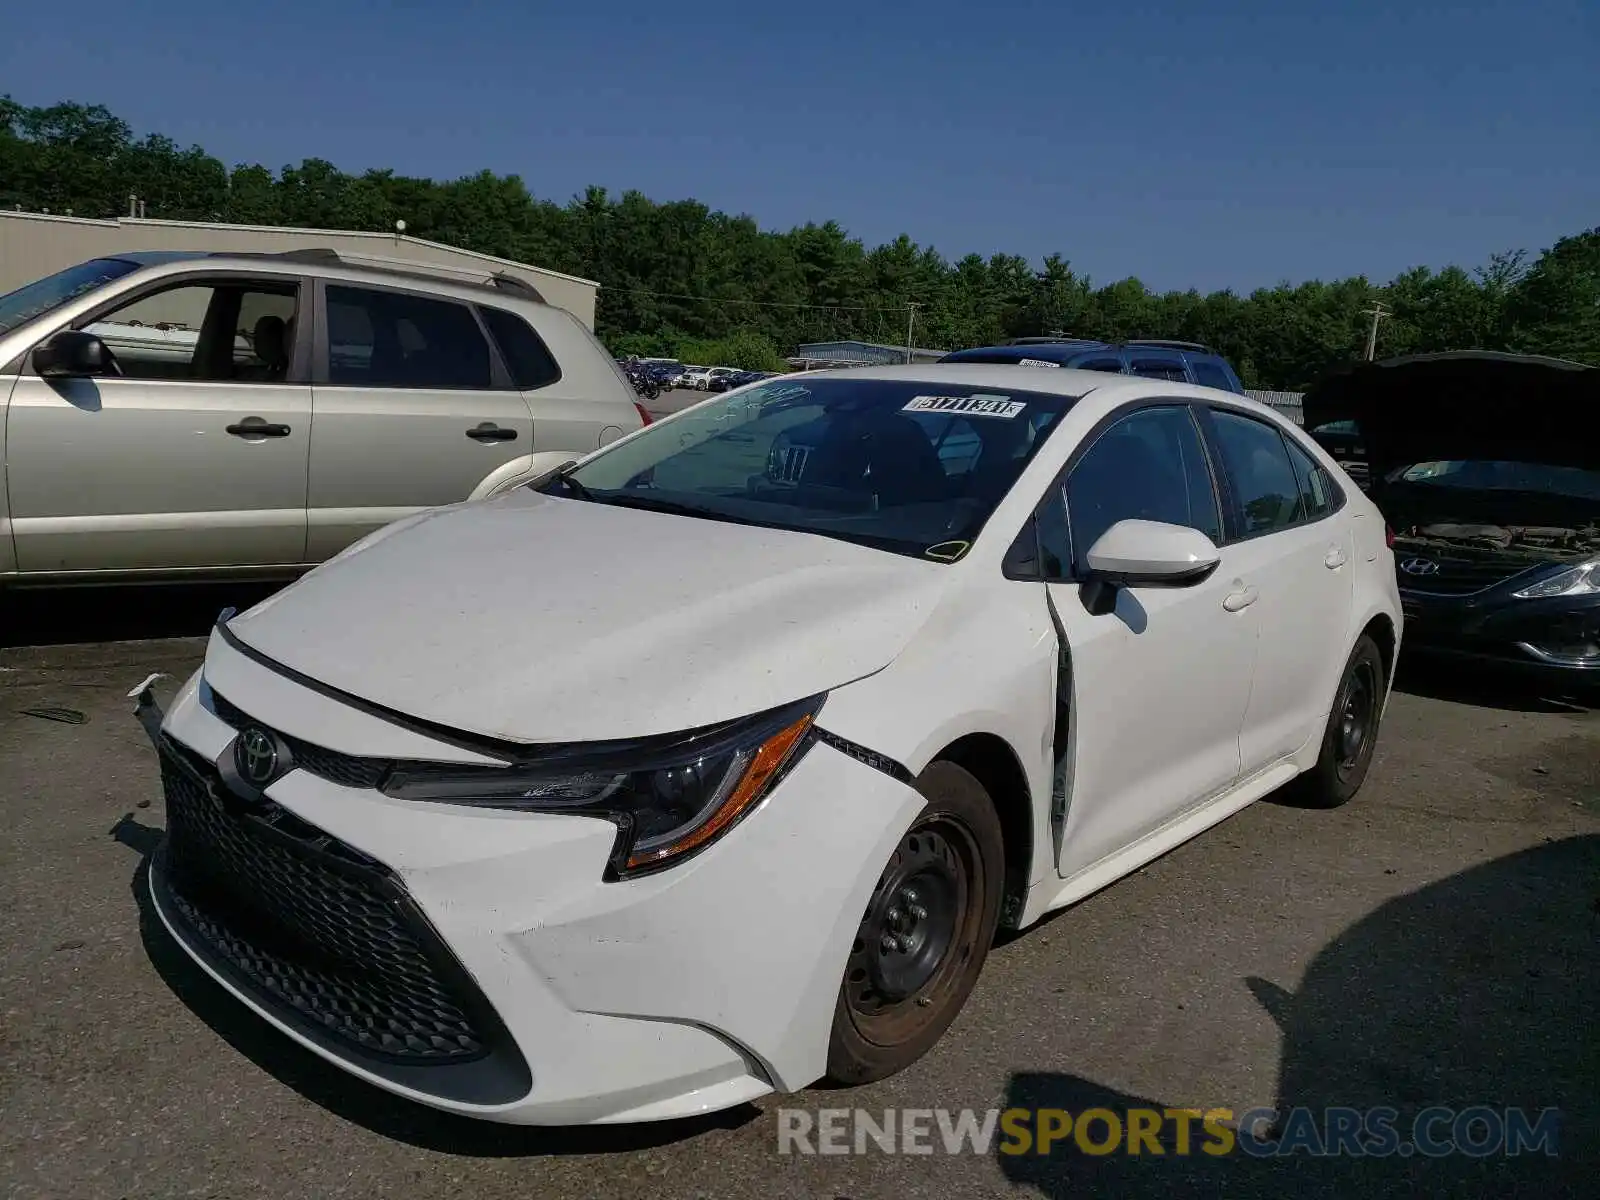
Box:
625;367;660;402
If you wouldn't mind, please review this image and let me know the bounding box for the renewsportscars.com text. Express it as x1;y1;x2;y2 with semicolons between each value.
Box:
777;1106;1561;1159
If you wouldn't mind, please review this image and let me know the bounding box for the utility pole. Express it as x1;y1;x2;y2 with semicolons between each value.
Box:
904;303;919;364
1363;302;1389;361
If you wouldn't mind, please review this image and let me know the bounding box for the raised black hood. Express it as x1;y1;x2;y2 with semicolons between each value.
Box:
1303;352;1599;480
1306;353;1600;566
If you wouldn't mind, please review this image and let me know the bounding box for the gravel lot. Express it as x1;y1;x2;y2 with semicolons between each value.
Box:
2;585;1596;1199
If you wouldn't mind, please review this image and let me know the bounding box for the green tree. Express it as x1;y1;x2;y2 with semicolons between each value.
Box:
3;95;1595;384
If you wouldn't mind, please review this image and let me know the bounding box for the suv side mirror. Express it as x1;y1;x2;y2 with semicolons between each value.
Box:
34;330;118;378
1081;519;1221;615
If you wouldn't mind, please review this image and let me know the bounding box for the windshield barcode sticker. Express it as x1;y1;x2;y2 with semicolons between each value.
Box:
1016;358;1061;368
904;394;1026;419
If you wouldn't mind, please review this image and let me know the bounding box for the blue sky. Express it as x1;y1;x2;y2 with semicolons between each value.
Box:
3;0;1594;293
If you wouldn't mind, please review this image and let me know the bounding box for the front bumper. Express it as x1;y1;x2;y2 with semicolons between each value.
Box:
144;642;926;1124
1399;588;1600;686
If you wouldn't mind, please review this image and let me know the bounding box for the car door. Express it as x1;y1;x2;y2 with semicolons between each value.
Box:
1197;405;1355;773
1038;402;1259;880
5;274;311;574
306;281;534;560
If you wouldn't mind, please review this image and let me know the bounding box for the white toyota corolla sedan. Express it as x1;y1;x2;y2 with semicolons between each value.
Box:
141;364;1401;1125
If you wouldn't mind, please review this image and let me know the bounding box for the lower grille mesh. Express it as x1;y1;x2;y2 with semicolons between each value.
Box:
159;744;487;1062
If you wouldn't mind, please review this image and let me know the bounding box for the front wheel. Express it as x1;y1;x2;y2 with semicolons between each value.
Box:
826;761;1004;1085
1290;633;1387;808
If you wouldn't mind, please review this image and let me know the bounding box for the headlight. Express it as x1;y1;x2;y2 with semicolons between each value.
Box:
380;696;821;877
1512;557;1600;600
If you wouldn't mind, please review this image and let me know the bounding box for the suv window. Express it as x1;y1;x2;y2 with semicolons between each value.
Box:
1208;409;1304;536
480;306;559;389
1189;358;1234;392
1074;357;1125;373
325;285;491;389
1056;405;1221;576
84;280;299;383
1284;435;1336;520
1129;358;1190;383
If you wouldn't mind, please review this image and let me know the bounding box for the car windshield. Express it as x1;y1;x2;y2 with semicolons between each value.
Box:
554;376;1078;559
1386;460;1600;502
0;258;143;335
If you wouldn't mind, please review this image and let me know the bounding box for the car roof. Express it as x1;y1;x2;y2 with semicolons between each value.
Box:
105;247;556;313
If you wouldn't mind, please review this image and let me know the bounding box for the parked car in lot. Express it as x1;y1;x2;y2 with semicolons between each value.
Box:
1305;351;1598;692
1306;417;1369;489
940;338;1246;393
140;363;1400;1125
707;368;775;392
0;249;644;587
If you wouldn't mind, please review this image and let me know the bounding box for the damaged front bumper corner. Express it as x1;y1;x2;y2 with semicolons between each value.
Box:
129;671;168;749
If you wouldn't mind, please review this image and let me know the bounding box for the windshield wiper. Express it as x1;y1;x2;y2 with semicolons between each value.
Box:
597;492;729;521
538;460;597;502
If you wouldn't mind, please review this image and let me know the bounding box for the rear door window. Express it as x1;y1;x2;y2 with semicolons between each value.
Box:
1283;436;1336;520
1208;409;1305;536
324;285;491;389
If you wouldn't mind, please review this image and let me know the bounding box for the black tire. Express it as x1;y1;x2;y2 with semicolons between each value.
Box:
1290;633;1387;809
826;761;1005;1085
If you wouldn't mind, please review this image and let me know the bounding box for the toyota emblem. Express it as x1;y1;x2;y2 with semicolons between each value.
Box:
236;727;280;786
1399;557;1440;576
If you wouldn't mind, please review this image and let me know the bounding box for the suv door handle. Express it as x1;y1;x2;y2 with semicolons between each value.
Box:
466;423;518;443
1222;585;1259;612
226;418;291;439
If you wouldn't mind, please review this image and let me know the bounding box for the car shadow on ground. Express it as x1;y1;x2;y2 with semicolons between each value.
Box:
111;814;761;1156
1;582;285;649
997;836;1599;1199
1392;655;1597;715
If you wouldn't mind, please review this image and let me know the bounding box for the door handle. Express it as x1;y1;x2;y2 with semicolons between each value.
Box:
1325;547;1348;569
1222;585;1259;612
226;418;291;439
466;423;518;443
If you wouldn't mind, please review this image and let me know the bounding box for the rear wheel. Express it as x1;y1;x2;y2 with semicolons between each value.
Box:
1291;633;1386;808
825;761;1004;1085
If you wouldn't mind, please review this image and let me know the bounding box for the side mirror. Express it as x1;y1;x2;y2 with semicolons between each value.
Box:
34;330;117;379
1081;519;1220;615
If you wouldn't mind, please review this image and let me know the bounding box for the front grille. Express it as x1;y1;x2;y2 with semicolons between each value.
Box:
1395;550;1532;596
158;742;487;1063
209;691;389;789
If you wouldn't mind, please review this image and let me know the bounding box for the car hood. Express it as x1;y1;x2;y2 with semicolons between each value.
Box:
226;489;950;744
1303;352;1600;478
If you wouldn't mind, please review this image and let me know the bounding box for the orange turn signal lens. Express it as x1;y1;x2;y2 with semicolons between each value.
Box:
624;711;814;871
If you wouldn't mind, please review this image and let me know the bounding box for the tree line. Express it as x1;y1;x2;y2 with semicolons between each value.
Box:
3;98;1595;386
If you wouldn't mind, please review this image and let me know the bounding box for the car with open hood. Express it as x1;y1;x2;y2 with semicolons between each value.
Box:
1304;352;1599;692
136;364;1401;1125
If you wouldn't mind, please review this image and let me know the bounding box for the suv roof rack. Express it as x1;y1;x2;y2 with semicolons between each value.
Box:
1125;339;1216;354
218;247;547;304
1003;336;1107;347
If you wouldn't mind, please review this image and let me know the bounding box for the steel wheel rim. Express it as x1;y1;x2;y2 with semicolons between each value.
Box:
843;814;986;1047
1336;660;1378;778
